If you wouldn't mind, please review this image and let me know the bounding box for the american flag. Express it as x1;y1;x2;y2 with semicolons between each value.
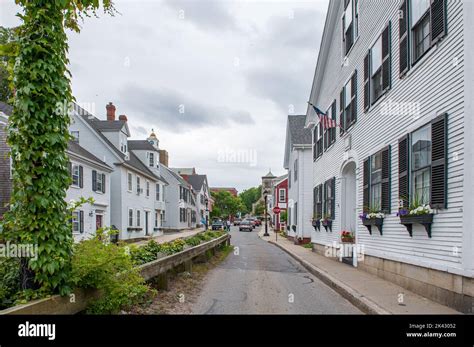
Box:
308;102;339;129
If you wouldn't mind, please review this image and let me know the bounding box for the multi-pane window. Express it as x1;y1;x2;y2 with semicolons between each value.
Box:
279;189;286;203
371;35;383;101
128;209;133;227
341;72;357;133
342;0;358;55
72;164;81;187
370;152;383;210
324;101;337;149
92;170;105;193
128;173;133;192
136;176;141;195
413;12;430;62
313;124;323;160
156;183;160;201
136;210;141;227
72;211;80;233
411;124;431;204
155;212;159;228
160;211;165;226
146;181;150;197
96;173;104;193
148;152;155;167
71;131;79;143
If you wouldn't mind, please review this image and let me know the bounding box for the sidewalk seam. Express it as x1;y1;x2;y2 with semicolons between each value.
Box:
267;238;391;315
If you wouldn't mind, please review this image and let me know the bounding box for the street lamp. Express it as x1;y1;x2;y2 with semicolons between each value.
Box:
263;189;270;237
205;198;209;231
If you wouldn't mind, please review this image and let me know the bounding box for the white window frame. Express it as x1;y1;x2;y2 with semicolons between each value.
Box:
279;188;286;203
96;172;104;193
136;210;141;227
72;211;80;234
148;152;155;167
128;208;134;227
71;164;80;188
146;180;150;197
127;172;133;192
136;176;141;195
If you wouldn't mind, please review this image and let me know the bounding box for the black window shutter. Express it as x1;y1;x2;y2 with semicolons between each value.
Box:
313;128;317;161
79;166;83;188
363;158;370;212
364;52;371;111
431;113;448;209
102;173;106;193
382;23;391;91
398;135;410;209
313;187;317;218
92;170;97;192
399;0;410;76
323;181;328;217
79;211;84;234
430;0;447;45
331;177;336;219
381;146;392;213
351;70;358;124
318;184;323;218
340;88;345;134
331;100;337;144
68;161;72;176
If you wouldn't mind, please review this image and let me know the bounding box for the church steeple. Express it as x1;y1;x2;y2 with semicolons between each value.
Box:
147;128;159;149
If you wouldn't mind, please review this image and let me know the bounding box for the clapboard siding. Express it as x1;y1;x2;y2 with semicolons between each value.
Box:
0;121;11;218
309;0;466;273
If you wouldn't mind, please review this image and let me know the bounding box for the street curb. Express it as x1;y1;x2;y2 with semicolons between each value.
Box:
266;238;390;315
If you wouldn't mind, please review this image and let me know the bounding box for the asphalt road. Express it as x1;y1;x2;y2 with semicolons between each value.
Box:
192;226;362;314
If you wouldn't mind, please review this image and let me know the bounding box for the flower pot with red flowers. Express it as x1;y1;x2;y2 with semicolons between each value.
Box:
340;231;355;243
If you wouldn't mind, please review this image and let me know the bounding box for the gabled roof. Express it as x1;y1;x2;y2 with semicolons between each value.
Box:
128;140;157;151
288;115;312;145
0;101;13;116
262;170;276;179
94;120;128;133
162;165;189;187
67;141;113;171
185;174;208;192
283;115;313;169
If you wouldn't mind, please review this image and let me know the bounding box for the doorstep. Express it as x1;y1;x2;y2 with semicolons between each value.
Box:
259;229;460;315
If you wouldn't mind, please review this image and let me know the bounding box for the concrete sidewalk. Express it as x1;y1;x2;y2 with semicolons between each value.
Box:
259;229;460;314
134;227;206;246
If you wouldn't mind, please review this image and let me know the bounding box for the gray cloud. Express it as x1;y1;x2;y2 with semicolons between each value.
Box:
119;84;254;133
162;0;238;32
242;8;325;112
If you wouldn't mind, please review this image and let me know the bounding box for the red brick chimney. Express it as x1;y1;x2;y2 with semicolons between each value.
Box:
118;114;128;122
106;102;116;121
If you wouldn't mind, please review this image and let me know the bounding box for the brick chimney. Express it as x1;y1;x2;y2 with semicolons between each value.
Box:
159;149;169;167
118;114;128;122
106;102;116;121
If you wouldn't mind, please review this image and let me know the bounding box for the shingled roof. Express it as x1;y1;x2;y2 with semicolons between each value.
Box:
288;115;312;145
67;141;113;170
128;140;157;151
185;174;207;191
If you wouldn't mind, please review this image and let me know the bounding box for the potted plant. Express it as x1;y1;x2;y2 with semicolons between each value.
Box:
311;214;321;231
398;195;434;237
360;205;385;235
341;230;355;243
321;214;333;232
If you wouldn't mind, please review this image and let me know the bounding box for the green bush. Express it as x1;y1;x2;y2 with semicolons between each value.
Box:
160;239;186;255
71;230;151;314
185;236;201;247
0;257;20;309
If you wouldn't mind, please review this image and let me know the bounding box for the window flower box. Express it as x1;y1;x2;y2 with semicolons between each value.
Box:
321;219;332;232
291;225;296;232
399;214;434;238
361;218;384;235
312;219;321;231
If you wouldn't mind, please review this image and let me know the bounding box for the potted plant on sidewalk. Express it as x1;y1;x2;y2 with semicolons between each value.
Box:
398;194;435;237
340;230;355;243
321;214;333;232
360;205;385;235
311;213;321;231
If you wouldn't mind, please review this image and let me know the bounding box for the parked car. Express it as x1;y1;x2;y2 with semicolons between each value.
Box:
254;218;262;226
239;220;253;232
211;220;224;230
247;218;257;229
233;218;242;226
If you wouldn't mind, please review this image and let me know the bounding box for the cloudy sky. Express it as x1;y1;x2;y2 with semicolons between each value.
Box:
0;0;328;192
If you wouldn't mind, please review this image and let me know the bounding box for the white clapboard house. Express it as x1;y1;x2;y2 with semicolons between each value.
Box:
305;0;473;312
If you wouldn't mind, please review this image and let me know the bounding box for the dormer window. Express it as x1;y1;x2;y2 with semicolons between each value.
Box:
148;152;155;167
120;140;127;153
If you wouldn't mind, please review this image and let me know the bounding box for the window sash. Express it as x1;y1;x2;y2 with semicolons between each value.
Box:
128;173;133;191
128;209;133;227
411;0;430;27
72;211;80;233
136;210;141;227
72;165;80;187
149;152;154;167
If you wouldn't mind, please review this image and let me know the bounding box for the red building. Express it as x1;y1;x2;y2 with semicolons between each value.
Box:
273;177;288;231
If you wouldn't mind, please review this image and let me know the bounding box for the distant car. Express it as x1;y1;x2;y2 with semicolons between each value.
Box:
246;218;257;229
254;218;262;226
233;218;242;226
239;220;253;232
211;220;224;230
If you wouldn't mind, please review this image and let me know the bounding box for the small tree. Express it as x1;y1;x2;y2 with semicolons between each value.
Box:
2;0;116;295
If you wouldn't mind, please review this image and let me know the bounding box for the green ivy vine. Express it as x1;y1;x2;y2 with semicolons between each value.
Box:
2;0;115;296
